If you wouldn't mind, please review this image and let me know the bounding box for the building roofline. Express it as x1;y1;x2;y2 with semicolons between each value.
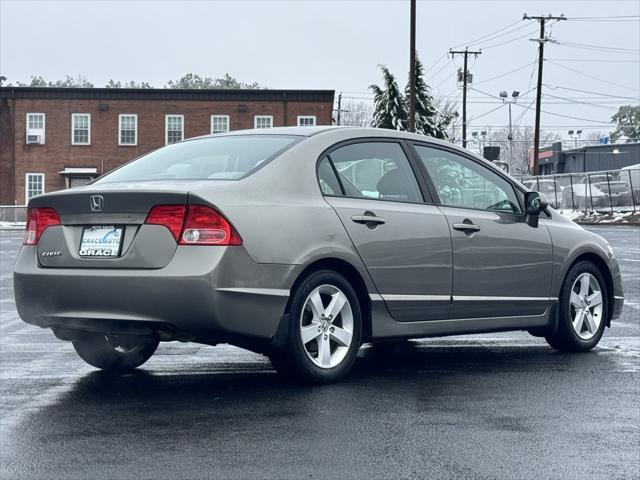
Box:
0;86;335;102
563;141;640;154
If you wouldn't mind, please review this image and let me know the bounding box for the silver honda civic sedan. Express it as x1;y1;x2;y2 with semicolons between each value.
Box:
14;127;624;383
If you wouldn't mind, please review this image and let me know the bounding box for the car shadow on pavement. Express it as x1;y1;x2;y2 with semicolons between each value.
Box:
1;342;627;480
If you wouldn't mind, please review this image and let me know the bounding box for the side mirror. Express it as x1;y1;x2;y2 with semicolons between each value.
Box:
524;191;548;227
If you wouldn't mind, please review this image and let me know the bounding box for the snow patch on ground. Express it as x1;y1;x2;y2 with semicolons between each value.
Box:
0;222;25;230
558;209;640;225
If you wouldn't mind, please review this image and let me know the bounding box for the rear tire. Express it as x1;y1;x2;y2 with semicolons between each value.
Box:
269;270;362;384
72;333;159;371
545;261;608;353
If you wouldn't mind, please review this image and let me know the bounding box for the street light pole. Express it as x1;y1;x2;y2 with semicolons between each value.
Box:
508;101;513;164
499;90;519;169
408;0;416;133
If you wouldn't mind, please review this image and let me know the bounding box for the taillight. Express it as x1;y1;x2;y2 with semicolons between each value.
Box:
180;205;242;245
144;204;241;246
23;207;61;245
145;205;187;242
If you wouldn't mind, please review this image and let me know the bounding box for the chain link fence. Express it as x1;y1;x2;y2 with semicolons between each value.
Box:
0;205;27;228
516;168;640;213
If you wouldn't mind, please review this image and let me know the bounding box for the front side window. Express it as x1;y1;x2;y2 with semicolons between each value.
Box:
415;145;520;213
211;115;230;133
26;113;45;144
326;142;422;203
95;135;299;183
71;113;91;145
254;115;273;129
298;116;316;126
165;115;184;145
119;114;138;145
26;173;45;203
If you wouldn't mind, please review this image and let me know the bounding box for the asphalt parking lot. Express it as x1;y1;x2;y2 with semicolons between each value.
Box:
1;226;638;480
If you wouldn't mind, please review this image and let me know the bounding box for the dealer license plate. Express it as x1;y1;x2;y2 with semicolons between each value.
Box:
79;225;123;257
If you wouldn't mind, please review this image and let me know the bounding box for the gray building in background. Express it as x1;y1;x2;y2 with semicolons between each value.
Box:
535;142;640;175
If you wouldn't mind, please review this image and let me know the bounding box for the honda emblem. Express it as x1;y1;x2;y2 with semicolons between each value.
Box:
90;195;104;212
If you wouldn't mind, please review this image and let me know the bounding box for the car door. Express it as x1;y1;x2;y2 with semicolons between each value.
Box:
318;140;452;322
411;143;554;319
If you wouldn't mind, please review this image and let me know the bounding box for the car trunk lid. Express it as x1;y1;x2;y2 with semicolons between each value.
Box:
30;181;213;269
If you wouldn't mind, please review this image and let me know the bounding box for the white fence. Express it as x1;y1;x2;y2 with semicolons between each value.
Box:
0;205;27;228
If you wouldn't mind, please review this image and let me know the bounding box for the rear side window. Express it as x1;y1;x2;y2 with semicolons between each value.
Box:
324;142;422;203
95;135;299;183
317;157;343;195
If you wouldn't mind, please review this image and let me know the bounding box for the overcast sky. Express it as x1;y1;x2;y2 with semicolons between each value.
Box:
1;0;639;140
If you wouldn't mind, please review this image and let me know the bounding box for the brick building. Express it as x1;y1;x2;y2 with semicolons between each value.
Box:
0;87;334;205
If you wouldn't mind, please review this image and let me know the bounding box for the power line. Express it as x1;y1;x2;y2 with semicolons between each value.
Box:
426;59;456;82
557;41;640;54
478;29;539;50
424;54;448;75
542;92;619;111
450;19;522;49
567;15;640;20
546;58;640;63
512;102;612;123
543;84;640;100
468;103;507;121
546;60;640;92
472;61;536;85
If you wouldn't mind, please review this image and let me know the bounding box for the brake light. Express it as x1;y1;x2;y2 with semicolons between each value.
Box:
23;207;61;245
144;204;241;246
181;205;242;245
145;205;187;242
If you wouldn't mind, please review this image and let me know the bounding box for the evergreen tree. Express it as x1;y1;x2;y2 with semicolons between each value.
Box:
405;55;449;139
370;65;407;131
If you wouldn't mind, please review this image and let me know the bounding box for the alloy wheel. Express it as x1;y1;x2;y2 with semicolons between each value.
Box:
569;273;603;340
300;284;354;369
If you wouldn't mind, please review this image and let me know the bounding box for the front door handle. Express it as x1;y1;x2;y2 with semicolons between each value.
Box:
452;222;480;232
352;212;386;228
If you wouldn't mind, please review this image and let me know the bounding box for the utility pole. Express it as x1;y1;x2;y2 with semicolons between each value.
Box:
334;92;348;125
408;0;416;132
524;13;566;174
449;47;481;148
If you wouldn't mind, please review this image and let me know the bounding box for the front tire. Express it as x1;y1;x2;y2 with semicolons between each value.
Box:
545;261;608;352
269;270;362;384
72;333;159;371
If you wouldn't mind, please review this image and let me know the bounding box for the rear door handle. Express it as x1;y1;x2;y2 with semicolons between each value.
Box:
352;214;386;226
452;222;480;232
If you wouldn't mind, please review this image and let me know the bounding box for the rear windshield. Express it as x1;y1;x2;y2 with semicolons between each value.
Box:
95;135;299;183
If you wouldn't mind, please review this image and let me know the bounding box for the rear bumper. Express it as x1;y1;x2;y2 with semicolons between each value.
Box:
14;246;294;342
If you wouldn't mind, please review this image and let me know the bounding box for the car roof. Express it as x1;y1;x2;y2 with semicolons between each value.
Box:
197;125;456;148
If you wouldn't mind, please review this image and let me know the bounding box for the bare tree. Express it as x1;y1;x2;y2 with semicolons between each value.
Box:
487;126;560;175
338;100;374;127
434;96;460;143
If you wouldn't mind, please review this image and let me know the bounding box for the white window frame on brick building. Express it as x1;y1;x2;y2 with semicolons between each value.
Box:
71;113;91;145
254;115;273;129
210;115;230;133
26;113;45;144
25;173;45;204
118;114;138;146
297;115;316;126
165;114;184;145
